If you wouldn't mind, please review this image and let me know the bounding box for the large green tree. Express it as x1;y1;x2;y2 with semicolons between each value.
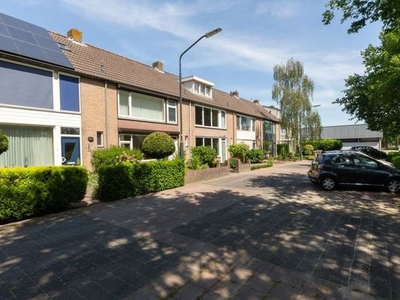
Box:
333;22;400;136
323;0;400;33
272;59;320;152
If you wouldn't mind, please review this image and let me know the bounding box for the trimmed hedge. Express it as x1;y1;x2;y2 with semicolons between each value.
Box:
96;159;185;202
0;166;88;222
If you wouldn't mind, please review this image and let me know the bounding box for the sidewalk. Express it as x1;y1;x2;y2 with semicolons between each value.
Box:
0;161;395;299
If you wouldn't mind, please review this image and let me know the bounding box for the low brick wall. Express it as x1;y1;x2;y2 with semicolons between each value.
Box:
185;165;231;184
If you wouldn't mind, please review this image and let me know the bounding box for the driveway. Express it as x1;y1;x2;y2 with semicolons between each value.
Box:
1;161;399;299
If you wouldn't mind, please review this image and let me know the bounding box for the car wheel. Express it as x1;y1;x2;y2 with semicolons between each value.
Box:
387;179;400;193
321;176;336;191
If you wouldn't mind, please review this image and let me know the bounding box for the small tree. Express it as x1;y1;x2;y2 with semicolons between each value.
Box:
141;132;176;159
191;146;217;168
0;129;9;156
228;144;249;162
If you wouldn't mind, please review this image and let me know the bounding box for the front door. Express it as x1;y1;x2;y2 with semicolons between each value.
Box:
61;137;80;165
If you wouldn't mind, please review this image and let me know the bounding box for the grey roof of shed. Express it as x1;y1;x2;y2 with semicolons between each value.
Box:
50;31;279;123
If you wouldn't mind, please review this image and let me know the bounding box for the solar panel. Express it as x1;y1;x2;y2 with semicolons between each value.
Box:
0;12;73;69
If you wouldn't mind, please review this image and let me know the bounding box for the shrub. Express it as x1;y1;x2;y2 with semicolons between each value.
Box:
141;132;176;159
303;144;314;155
277;144;289;159
388;151;400;163
96;159;185;202
228;144;249;162
0;166;88;222
250;158;274;170
91;146;142;173
0;129;8;156
191;146;217;168
391;155;400;169
246;149;265;163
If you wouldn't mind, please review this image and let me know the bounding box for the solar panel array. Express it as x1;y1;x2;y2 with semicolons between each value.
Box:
0;12;73;69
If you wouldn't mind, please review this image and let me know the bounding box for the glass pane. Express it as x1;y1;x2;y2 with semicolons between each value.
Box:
204;138;211;147
204;108;211;126
61;127;80;135
195;106;203;125
220;111;226;128
131;92;164;121
212;109;218;127
119;90;130;116
196;138;203;146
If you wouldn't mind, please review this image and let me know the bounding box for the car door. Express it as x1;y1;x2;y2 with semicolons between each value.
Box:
351;153;386;185
330;154;358;184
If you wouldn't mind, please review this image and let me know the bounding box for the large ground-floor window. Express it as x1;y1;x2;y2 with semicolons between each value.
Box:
195;137;227;162
0;125;53;167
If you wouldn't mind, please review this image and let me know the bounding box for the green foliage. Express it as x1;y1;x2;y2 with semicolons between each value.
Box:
91;146;142;173
332;21;400;137
0;166;88;222
303;144;314;155
392;156;400;170
246;149;265;163
303;139;342;151
0;129;9;156
228;144;249;162
322;0;400;34
229;157;237;169
191;146;217;168
388;151;400;162
141;132;176;159
272;58;317;152
96;159;185;202
277;144;290;159
250;159;274;170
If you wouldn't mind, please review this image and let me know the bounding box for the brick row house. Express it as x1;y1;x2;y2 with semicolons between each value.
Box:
0;12;280;171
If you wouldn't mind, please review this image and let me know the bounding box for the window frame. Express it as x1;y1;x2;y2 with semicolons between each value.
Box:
195;105;226;129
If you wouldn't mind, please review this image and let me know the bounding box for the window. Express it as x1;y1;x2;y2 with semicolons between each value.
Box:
61;127;80;135
195;137;226;160
97;131;103;147
0;61;53;109
195;106;226;128
167;100;177;123
60;75;80;112
193;82;211;97
118;134;147;150
0;125;54;167
237;115;255;131
118;90;177;123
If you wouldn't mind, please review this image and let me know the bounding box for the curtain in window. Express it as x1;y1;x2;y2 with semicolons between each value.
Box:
131;93;164;121
0;125;53;167
119;90;130;116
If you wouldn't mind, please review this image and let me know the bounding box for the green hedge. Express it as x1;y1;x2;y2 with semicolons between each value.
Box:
0;166;88;222
96;159;185;202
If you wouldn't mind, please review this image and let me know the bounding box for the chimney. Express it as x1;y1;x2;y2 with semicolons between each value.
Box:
253;99;260;105
67;28;82;43
152;61;164;71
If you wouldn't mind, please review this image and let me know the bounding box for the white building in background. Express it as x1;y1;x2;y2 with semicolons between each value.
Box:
321;124;383;149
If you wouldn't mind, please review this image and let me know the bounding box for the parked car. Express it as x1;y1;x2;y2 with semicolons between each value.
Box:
346;145;388;160
308;150;400;192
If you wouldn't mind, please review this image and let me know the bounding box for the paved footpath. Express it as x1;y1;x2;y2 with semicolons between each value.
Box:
1;161;400;299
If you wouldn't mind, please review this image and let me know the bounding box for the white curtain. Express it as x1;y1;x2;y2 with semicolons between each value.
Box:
0;125;53;167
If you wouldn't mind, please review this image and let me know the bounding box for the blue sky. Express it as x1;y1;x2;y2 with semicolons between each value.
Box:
1;0;383;126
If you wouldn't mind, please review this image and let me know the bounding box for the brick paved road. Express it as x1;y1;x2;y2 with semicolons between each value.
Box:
1;161;399;299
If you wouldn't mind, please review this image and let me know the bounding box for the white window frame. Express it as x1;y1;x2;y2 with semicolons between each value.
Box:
118;90;176;124
96;131;104;147
195;105;226;129
237;115;255;132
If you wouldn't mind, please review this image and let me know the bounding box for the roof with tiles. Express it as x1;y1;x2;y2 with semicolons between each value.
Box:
50;30;279;123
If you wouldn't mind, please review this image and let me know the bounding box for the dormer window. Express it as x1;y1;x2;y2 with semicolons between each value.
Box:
182;76;214;98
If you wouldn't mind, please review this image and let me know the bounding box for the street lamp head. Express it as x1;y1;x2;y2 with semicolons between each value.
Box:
205;28;222;38
311;104;321;108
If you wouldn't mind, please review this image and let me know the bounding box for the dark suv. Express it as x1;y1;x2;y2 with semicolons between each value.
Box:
348;145;388;160
308;150;400;192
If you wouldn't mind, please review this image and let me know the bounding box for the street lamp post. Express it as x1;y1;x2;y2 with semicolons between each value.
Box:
179;28;222;159
299;104;320;160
